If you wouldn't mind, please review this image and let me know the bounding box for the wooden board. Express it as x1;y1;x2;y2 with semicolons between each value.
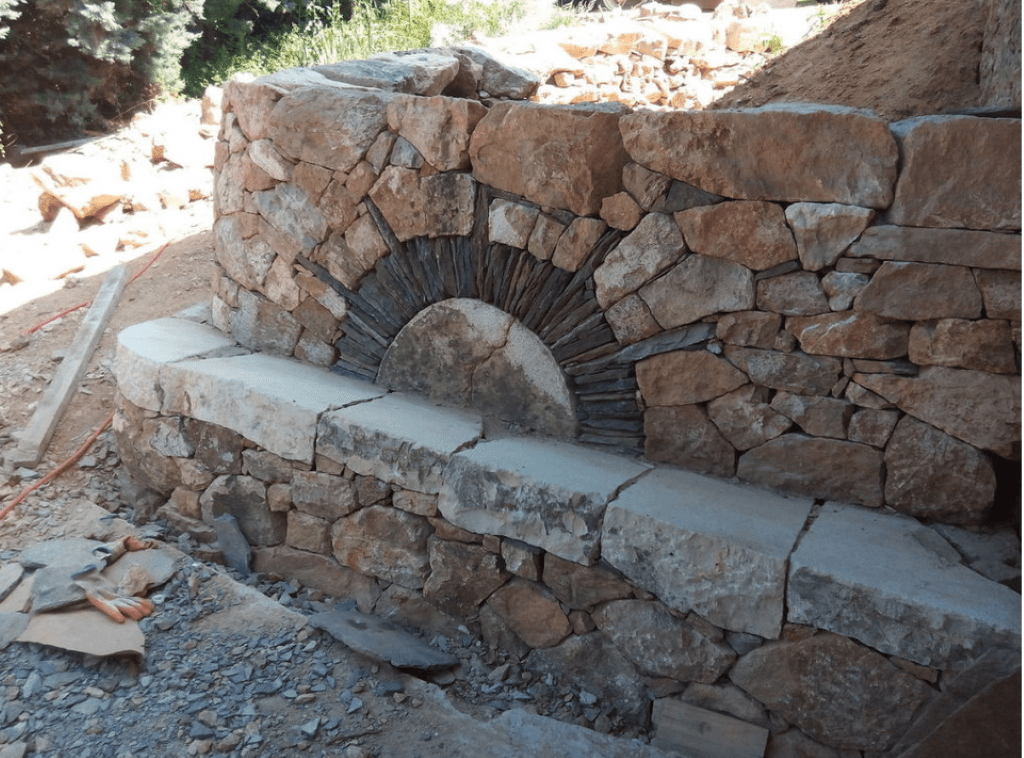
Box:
9;263;129;467
651;699;769;758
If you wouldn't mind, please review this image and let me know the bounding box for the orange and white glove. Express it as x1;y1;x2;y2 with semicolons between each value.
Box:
71;563;156;624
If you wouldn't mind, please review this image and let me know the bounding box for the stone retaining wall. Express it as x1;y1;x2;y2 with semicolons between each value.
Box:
112;315;1021;755
210;53;1020;527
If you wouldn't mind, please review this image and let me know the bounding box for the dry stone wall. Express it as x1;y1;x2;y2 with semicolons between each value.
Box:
210;54;1020;527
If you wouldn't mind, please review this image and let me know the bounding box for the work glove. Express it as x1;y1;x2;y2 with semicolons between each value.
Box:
71;563;156;624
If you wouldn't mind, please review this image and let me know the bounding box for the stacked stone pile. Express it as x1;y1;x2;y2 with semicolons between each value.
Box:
209;53;1020;528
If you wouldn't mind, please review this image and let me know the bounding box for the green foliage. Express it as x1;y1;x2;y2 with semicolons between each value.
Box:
762;33;785;54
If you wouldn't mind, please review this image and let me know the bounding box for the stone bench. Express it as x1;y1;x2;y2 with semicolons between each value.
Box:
113;313;1021;755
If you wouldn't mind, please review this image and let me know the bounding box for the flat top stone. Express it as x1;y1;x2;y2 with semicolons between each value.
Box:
319;392;483;455
609;467;812;560
310;606;457;670
453;436;650;501
117;317;241;364
792;503;1021;636
169;353;385;413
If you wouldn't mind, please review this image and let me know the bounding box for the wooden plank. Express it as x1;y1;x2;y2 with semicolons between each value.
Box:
9;264;130;467
651;699;769;758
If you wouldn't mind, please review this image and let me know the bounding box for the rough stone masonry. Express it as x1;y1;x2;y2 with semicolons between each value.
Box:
113;43;1021;758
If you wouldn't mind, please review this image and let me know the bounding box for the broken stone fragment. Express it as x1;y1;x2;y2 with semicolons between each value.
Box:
309;606;457;671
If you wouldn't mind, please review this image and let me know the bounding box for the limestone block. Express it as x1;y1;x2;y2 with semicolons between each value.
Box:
386;94;487;171
603;466;812;638
974;268;1021;321
644;405;736;478
438;437;649;565
422;537;511;617
488;198;539;249
676;201;798;272
286;510;330;554
605;293;661;346
268;86;393;172
637;349;748;406
314;52;459;95
262;256;300;310
485;579;571;649
784;202;874;271
247;139;293;181
317;178;359;233
909;318;1017;373
242;449;293;483
368;166;476;241
723;346;841;396
527;213;566;261
316;393;483;495
888;115;1020;231
501;540;541;582
787;311;910;360
200;475;285;546
622;162;671;211
551;216;607;272
854;366;1021;456
231;287;303;356
600;191;643;230
331;505;431;590
884;416;996;523
525;633;649;724
292;161;332;202
319;217;387;290
225;68;334;142
112;403;183;495
593;599;736;683
469;101;628;216
845;225;1022;270
855;261;983;320
594;213;685;309
161;352;384;463
290;470;357;520
187;417;244;474
729;633;933;751
678;682;769;730
847;408;900;448
115;317;241;412
541;554;632;610
788;503;1021;668
715;311;782;349
252;182;328;258
755;271;829;316
737;435;883;507
821;270;869;311
979;0;1022;108
639;254;755;329
619;105;898;208
252;546;381;611
769;392;853;440
707;385;792;451
214;216;276;290
449;46;542;99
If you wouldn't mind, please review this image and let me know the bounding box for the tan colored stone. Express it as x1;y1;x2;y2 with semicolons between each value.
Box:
769;392;853;439
785;202;875;271
909;319;1017;373
253;546;381;612
527;213;566;261
600;191;644;230
469;101;628;216
292;161;332;202
262;256;300;311
488;198;539;249
738;435;884;507
889;115;1020;230
640;254;755;329
386;94;487;171
644;405;737;478
975;269;1021;320
422;537;511;617
724;346;842;396
855;366;1021;456
638;350;749;406
393;490;438;517
501;539;542;582
331;505;432;590
884;416;996;523
267;482;292;512
622;162;671;211
542;553;633;610
707;385;792;451
846;225;1022;270
286;510;331;554
676;201;798;272
318;178;359;233
485;578;571;649
730;633;933;752
368;165;476;241
821;270;869;311
715;311;782;349
620;105;898;207
594;213;685;308
847;408;901;448
855;262;983;320
787;311;910;360
551;216;607;272
756;272;829;316
605;293;661;345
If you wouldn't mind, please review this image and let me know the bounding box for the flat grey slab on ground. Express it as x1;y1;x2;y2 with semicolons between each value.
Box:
310;607;458;671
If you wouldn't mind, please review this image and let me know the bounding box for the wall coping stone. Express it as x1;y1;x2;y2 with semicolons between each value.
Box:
114;316;1021;660
788;503;1022;668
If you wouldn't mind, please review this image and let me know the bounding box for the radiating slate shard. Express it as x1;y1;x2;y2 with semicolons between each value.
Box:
214;514;252;576
310;607;457;671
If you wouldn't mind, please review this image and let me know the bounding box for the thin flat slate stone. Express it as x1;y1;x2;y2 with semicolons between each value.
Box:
310;607;457;670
